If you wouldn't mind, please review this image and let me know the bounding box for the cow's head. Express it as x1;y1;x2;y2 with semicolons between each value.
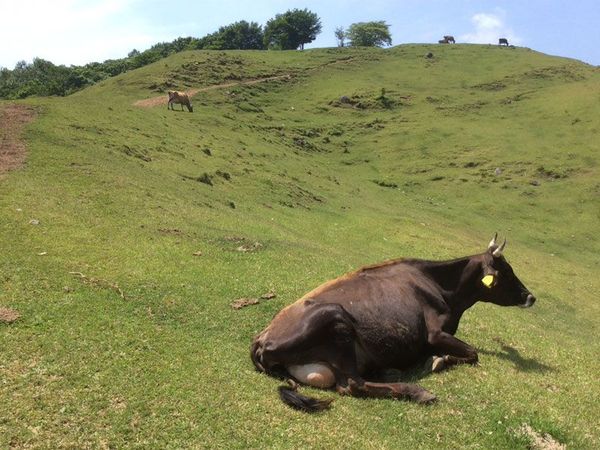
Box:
478;234;536;308
188;104;194;113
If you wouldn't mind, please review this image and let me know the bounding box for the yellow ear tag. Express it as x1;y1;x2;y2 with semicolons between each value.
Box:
482;275;495;288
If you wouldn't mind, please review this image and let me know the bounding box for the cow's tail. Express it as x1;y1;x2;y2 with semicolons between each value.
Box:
251;334;333;413
278;382;333;413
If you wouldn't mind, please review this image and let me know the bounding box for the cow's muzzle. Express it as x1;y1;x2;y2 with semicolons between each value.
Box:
519;293;536;308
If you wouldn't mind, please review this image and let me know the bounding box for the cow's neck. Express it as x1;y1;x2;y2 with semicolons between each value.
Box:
417;254;484;314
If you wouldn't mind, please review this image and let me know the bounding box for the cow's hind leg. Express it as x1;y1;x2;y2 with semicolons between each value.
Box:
332;353;436;404
310;308;436;404
340;379;437;404
297;305;435;403
259;302;435;405
260;303;358;371
257;302;355;411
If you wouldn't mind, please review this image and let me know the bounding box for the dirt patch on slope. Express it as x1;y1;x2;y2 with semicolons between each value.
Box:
133;75;291;108
515;424;566;450
0;307;21;324
0;104;37;176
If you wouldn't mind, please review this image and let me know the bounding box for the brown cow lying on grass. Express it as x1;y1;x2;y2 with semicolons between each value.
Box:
251;235;536;412
167;91;193;112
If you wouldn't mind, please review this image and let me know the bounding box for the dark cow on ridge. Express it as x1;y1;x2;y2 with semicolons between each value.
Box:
251;235;536;412
167;91;193;112
499;38;510;46
444;35;456;44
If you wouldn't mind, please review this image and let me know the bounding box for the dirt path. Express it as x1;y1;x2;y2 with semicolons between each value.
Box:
134;74;292;108
0;104;37;176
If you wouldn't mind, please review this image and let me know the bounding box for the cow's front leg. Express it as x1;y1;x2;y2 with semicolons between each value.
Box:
425;355;446;373
427;330;478;372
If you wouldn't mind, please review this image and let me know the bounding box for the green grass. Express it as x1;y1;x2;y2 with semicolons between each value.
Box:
1;44;599;448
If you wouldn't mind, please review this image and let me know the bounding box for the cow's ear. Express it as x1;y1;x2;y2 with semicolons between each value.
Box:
481;266;499;288
481;274;495;288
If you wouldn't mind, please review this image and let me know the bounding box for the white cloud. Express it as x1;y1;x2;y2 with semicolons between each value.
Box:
0;0;165;68
460;11;521;46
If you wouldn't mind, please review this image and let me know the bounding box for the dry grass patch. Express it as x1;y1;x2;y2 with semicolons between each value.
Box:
0;104;36;175
0;307;21;323
515;424;566;450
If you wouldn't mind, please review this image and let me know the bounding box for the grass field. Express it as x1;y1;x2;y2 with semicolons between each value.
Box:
1;44;599;448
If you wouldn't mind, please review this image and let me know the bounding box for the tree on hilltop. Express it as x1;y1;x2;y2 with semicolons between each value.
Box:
335;27;346;47
199;21;265;50
264;9;322;50
346;21;392;47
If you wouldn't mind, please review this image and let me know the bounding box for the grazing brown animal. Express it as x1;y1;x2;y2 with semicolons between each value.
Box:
499;38;509;46
251;235;536;412
167;91;193;112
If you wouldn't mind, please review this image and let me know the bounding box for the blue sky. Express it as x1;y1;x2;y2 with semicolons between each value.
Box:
1;0;598;68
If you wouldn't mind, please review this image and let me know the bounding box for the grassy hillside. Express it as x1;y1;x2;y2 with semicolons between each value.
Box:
1;44;599;448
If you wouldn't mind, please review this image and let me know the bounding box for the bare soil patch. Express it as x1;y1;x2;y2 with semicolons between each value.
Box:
515;424;566;450
231;292;276;310
0;104;37;175
0;307;21;324
133;75;291;108
69;271;125;299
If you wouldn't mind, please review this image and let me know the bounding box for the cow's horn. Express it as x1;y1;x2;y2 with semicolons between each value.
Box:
492;239;506;257
488;233;498;250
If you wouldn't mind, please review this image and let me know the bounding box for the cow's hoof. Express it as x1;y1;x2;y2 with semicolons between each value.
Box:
432;356;446;372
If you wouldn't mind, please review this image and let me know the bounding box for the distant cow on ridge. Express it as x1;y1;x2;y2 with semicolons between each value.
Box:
499;38;509;46
443;35;456;44
167;91;193;112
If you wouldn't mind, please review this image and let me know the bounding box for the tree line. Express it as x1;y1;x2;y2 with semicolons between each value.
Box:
0;8;391;99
